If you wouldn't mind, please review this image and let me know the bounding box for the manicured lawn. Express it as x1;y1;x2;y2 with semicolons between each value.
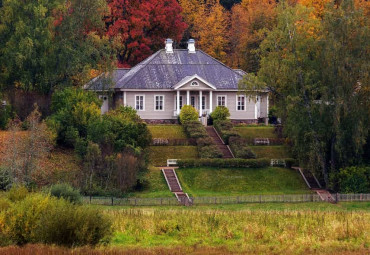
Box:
149;146;199;166
147;125;187;139
251;145;291;158
130;166;173;198
234;126;277;140
176;167;310;197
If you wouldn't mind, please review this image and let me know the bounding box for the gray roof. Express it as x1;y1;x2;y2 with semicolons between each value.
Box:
86;68;130;91
115;49;245;90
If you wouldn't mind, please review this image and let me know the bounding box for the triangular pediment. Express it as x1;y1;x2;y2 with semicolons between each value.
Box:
173;75;217;90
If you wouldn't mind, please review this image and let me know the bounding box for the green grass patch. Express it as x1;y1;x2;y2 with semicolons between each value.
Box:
147;125;186;139
149;146;199;166
176;167;310;197
234;126;277;140
131;167;173;198
251;145;291;158
108;205;370;253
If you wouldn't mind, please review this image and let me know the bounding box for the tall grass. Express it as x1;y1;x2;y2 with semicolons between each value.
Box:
108;208;369;254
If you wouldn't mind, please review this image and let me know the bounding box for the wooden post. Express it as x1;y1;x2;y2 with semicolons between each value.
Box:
111;197;114;206
90;195;92;204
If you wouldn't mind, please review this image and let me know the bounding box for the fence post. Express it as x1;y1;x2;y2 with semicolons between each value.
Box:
89;195;92;204
111;197;114;206
336;193;338;203
259;195;262;203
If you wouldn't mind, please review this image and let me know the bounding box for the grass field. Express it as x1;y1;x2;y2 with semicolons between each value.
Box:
148;146;199;166
1;203;370;254
107;205;370;254
147;125;187;139
176;167;310;197
234;126;277;140
251;145;291;158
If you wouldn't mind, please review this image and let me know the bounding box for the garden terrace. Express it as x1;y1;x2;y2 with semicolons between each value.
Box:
176;167;310;197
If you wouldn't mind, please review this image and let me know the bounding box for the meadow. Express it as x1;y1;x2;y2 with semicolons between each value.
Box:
3;204;368;255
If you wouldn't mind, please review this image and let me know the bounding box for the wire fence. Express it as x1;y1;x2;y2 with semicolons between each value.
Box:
83;193;370;206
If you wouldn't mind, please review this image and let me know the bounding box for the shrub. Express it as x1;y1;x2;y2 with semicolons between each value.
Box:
210;106;230;122
177;158;270;168
221;130;240;144
199;145;223;158
335;166;370;193
233;146;256;159
50;183;82;204
179;105;198;124
1;193;112;246
196;137;214;147
7;186;29;202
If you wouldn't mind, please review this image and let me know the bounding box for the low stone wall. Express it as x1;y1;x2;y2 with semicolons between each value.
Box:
230;119;258;125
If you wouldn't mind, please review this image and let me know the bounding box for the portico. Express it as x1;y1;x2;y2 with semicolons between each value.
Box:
174;74;216;117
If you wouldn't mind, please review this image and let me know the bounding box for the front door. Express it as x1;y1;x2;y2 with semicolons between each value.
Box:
191;96;197;109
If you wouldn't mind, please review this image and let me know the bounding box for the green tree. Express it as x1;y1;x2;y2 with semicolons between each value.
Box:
0;0;114;95
240;1;369;188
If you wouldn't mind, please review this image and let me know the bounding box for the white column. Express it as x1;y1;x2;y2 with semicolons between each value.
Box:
254;96;258;119
123;91;127;106
199;90;202;117
209;91;213;114
187;90;190;105
266;94;269;116
176;90;180;115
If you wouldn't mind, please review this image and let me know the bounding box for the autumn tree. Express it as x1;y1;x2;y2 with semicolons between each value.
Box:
229;0;277;72
1;106;55;188
105;0;187;67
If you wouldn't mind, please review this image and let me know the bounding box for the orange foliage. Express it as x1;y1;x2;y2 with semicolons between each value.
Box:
0;131;82;188
229;0;277;71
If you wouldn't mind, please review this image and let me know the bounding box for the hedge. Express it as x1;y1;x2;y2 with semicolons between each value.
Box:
182;120;223;158
177;158;270;168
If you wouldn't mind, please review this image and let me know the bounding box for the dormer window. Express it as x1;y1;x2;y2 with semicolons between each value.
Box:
191;81;199;86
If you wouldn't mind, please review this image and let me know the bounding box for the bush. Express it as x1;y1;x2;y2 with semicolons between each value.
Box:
177;158;270;168
210;106;230;122
7;186;29;202
335;166;370;193
50;183;82;204
199;145;223;158
196;137;214;147
1;193;112;246
179;105;198;124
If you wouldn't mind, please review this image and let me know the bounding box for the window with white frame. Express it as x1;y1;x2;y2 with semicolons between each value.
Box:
202;96;206;110
135;95;144;111
190;81;199;86
154;95;164;111
217;95;226;107
237;95;245;111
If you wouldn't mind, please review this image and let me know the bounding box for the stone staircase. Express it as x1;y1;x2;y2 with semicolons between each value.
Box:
162;168;192;206
293;167;335;203
205;126;234;158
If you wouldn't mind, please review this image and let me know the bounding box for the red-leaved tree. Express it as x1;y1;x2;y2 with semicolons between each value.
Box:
105;0;188;67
